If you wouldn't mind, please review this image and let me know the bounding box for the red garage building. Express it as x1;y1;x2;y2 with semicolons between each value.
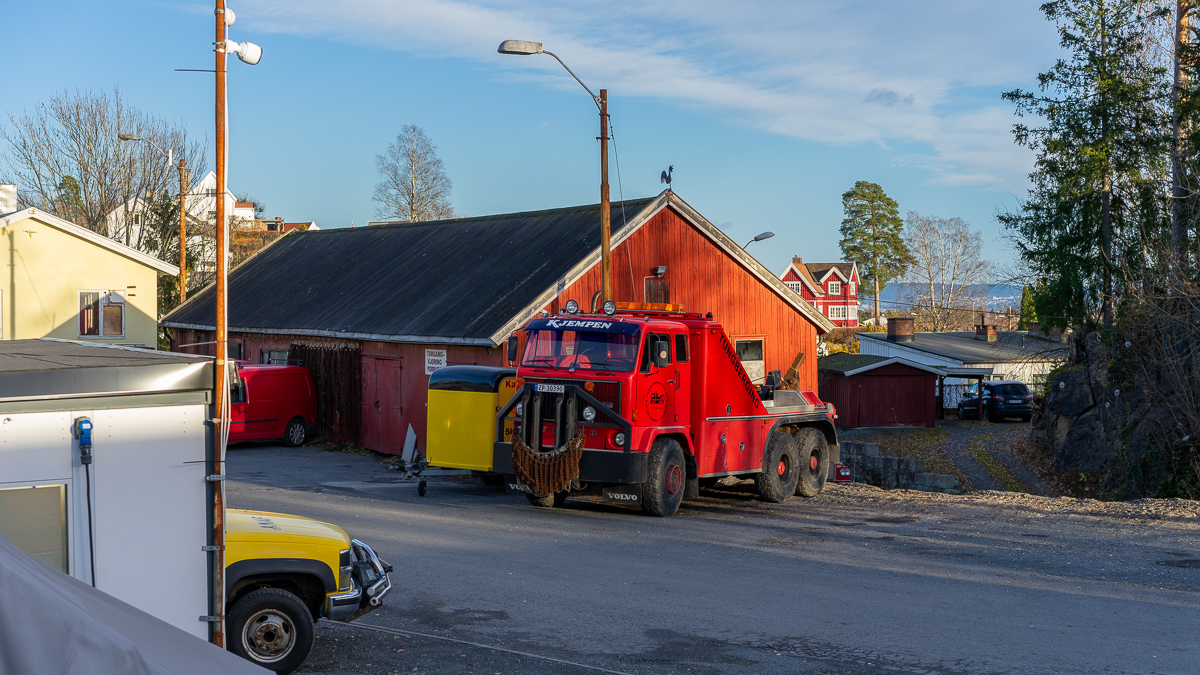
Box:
163;190;834;453
818;353;944;428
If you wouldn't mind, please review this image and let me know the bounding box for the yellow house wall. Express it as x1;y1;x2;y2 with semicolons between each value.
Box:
3;216;161;346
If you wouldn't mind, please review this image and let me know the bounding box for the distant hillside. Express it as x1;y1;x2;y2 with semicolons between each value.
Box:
859;283;1022;312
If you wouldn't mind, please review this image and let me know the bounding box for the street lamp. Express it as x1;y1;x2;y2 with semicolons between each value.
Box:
118;133;190;302
498;40;613;304
744;231;775;248
210;0;261;649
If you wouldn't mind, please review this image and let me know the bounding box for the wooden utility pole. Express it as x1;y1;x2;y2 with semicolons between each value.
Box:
211;0;228;649
599;89;612;303
1172;1;1195;275
178;158;188;302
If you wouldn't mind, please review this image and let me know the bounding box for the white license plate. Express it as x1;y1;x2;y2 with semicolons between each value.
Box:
535;384;565;393
1008;399;1024;404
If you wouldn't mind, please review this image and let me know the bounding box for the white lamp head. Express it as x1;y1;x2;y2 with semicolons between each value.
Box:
498;40;543;55
225;7;236;25
226;40;262;65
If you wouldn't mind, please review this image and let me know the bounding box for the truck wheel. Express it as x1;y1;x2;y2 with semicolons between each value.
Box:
793;427;830;498
526;492;568;507
283;418;307;447
755;430;800;503
227;588;314;674
642;438;685;517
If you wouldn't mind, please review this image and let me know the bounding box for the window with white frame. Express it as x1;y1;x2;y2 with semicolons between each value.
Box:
262;349;289;365
848;282;856;296
828;281;841;295
784;281;803;294
828;305;848;319
79;291;124;338
132;213;144;227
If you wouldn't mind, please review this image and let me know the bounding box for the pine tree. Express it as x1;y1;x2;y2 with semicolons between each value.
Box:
1001;0;1171;329
839;181;912;324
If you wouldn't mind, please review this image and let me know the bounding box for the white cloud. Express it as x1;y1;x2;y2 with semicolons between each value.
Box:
239;0;1056;191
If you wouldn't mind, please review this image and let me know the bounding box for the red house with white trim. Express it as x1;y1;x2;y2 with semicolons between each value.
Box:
780;257;859;327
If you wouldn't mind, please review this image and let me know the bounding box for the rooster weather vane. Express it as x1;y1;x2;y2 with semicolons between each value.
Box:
660;165;673;189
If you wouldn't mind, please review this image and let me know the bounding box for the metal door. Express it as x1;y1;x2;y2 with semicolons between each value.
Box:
636;332;674;428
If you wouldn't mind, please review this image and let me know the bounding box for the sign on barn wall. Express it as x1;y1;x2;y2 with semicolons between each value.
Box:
424;349;447;375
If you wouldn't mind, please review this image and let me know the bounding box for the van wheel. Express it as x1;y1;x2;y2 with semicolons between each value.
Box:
793;428;829;498
227;588;314;674
642;438;686;517
283;418;307;447
755;430;800;503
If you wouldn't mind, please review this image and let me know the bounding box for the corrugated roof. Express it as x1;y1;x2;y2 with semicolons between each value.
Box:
164;198;655;343
857;331;1069;364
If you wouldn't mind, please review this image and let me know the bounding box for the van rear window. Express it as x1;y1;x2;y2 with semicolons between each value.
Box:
992;383;1029;397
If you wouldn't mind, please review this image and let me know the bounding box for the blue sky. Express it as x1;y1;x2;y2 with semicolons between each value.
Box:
4;1;1060;275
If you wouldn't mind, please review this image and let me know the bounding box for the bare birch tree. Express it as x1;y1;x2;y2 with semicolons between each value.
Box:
902;213;994;332
372;125;455;222
0;88;205;256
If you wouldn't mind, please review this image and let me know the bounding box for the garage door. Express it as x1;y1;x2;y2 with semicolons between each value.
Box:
857;374;929;427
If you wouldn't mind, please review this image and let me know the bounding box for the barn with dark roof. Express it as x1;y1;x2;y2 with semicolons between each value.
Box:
163;190;834;453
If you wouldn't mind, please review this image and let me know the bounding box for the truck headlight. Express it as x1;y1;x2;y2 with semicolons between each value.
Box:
338;548;352;590
582;406;596;422
614;432;626;447
515;402;524;417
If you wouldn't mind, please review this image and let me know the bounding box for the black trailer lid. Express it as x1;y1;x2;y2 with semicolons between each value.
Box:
428;365;517;393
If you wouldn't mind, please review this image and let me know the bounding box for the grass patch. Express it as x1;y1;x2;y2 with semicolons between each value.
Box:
969;433;1033;493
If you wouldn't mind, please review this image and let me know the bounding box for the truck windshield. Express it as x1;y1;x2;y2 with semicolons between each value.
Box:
521;329;639;372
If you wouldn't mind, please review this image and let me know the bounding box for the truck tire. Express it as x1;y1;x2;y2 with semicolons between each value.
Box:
283;418;307;447
642;438;686;517
793;427;830;498
755;430;800;503
227;588;314;674
526;492;568;507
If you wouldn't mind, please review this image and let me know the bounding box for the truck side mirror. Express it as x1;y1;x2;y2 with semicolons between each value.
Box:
507;335;519;362
653;339;670;368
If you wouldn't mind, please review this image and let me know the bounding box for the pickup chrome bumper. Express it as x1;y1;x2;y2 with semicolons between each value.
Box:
325;539;392;622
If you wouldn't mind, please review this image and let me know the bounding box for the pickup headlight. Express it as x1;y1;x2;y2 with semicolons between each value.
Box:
338;548;352;590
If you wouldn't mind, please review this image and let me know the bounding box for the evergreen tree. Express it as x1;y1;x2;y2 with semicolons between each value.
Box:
1018;285;1039;330
1000;0;1171;329
839;181;912;324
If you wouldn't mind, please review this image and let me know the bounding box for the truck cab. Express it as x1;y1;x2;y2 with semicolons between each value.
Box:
492;305;838;516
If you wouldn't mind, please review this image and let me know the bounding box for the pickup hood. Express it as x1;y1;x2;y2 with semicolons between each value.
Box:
227;508;350;547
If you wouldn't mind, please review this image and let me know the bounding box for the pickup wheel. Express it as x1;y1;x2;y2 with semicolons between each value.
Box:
793;427;830;498
642;438;686;517
227;588;314;674
755;430;800;503
283;418;307;447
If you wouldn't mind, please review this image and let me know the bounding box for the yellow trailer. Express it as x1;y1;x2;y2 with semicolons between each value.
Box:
426;366;519;472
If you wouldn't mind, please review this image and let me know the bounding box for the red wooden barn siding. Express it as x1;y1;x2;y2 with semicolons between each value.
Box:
546;207;821;392
357;342;503;454
819;363;935;428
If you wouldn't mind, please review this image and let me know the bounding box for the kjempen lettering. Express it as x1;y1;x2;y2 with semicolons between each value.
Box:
545;320;614;330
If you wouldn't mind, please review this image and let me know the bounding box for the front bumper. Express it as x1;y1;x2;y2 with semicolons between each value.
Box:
326;539;392;622
493;443;648;484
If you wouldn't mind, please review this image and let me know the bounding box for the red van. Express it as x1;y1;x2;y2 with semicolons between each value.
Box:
229;364;318;446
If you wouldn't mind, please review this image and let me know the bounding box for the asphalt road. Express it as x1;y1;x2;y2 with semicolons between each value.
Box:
226;444;1200;675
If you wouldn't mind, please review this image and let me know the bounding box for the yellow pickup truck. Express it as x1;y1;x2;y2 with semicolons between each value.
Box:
224;509;392;673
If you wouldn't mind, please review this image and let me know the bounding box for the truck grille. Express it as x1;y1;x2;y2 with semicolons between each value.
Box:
530;379;621;416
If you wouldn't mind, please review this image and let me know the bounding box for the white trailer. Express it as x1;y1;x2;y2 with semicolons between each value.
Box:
0;339;214;638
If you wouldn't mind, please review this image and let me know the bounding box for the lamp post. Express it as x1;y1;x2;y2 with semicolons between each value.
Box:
211;0;261;648
118;133;189;302
743;231;775;249
498;40;612;303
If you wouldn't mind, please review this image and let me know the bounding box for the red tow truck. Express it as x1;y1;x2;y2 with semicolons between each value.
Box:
493;304;839;516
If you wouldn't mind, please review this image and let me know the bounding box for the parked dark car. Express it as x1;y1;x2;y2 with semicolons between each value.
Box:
958;380;1034;422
